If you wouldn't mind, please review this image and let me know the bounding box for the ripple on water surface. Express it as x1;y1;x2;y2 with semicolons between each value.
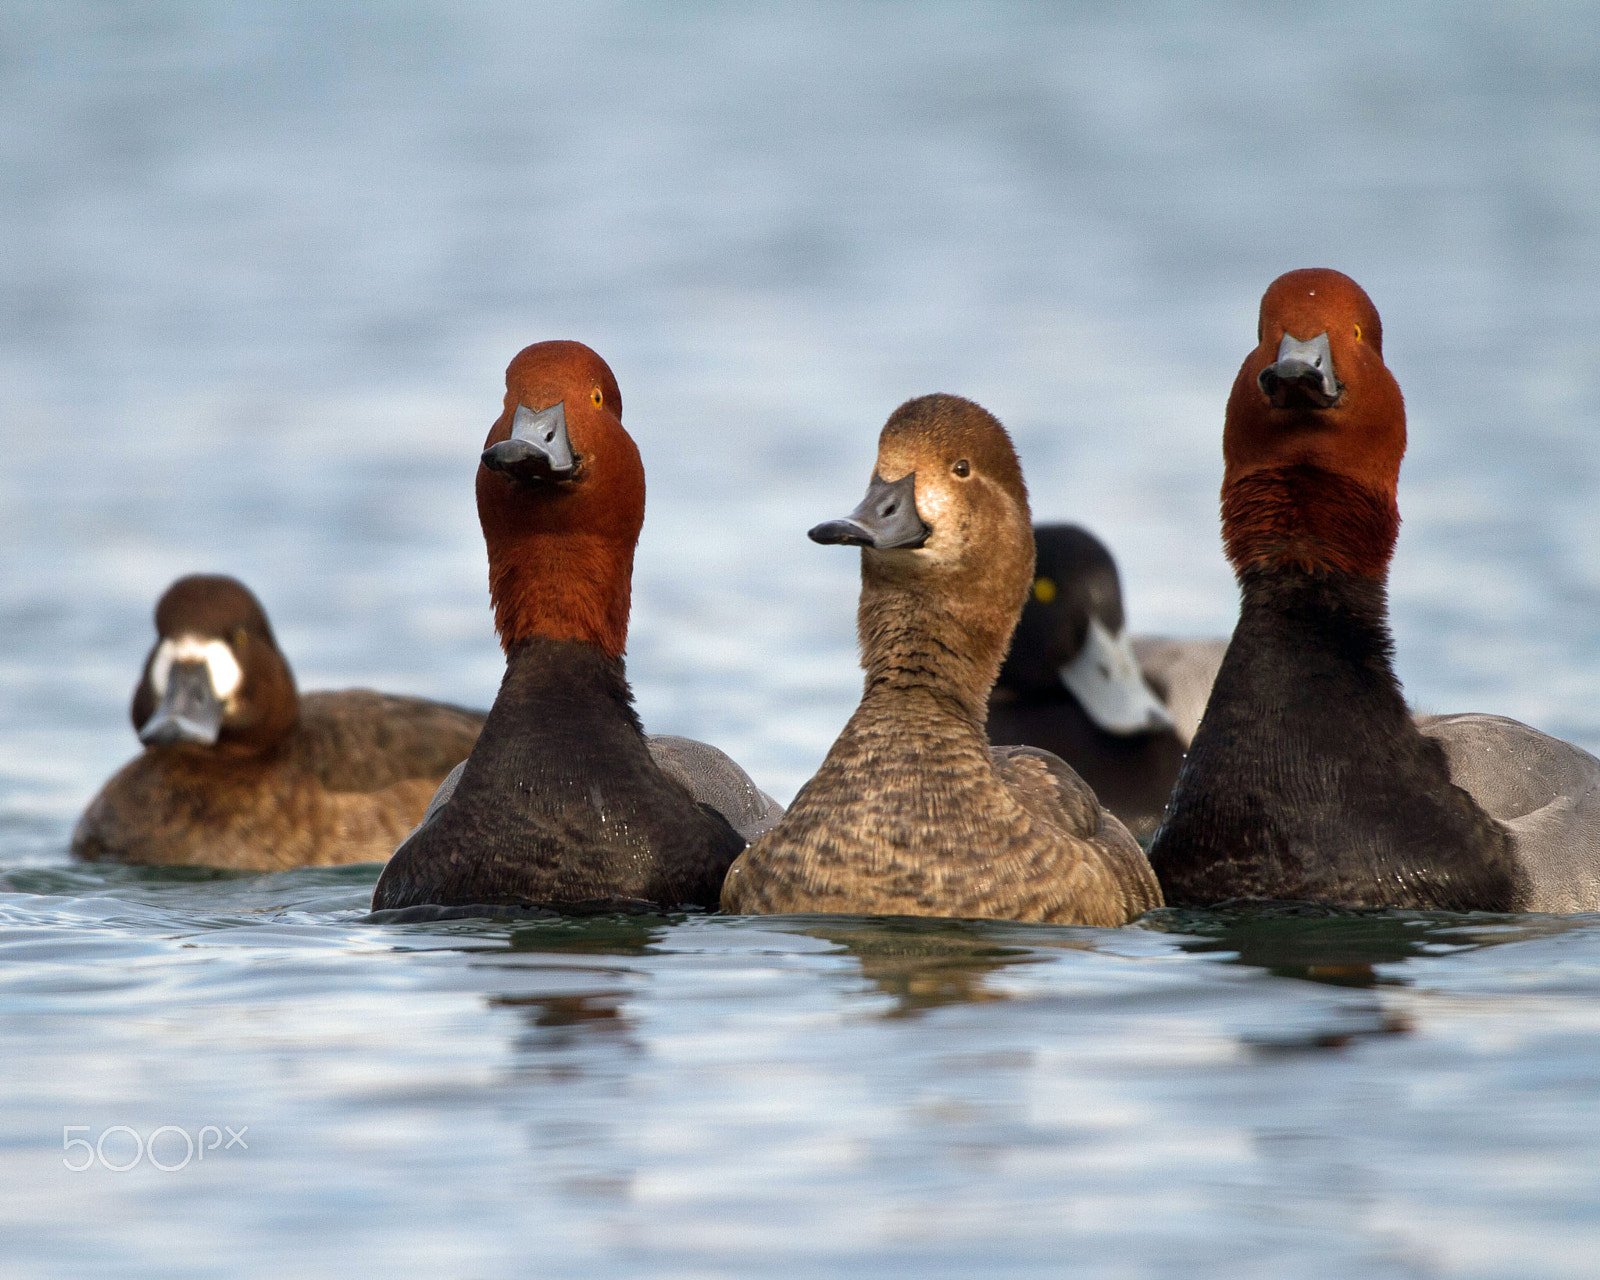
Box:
4;857;1600;1279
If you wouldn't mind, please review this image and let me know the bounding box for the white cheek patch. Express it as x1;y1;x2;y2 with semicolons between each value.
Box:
149;640;175;699
203;640;244;700
150;636;244;702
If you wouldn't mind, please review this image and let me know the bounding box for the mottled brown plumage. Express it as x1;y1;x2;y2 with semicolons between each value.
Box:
722;395;1162;925
74;575;484;870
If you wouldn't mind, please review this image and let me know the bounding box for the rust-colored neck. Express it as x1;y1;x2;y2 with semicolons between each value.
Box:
483;518;637;659
1222;464;1399;579
475;435;644;659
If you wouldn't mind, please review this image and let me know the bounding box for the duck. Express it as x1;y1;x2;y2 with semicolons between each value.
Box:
370;340;782;914
72;574;486;870
721;394;1163;926
987;523;1227;838
1148;268;1600;912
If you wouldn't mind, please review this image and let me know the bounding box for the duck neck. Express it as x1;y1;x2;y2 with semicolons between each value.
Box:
1228;564;1406;722
478;636;645;774
485;526;635;660
1222;463;1399;580
856;574;1005;728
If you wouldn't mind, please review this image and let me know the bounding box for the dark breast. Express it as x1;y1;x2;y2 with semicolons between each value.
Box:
370;638;745;913
1148;570;1522;911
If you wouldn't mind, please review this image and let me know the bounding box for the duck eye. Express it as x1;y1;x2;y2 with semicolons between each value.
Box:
591;387;604;408
1033;577;1057;604
952;459;971;478
1353;324;1362;341
232;628;247;651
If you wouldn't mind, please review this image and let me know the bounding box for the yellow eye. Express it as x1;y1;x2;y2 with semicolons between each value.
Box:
1032;577;1057;604
1353;324;1362;341
591;387;604;408
952;459;971;478
232;628;248;651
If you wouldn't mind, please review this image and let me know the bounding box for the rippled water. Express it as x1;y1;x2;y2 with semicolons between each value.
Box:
4;3;1600;1276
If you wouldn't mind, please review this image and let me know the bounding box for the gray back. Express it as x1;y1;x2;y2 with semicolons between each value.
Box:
647;734;786;843
1418;712;1600;913
1130;636;1228;746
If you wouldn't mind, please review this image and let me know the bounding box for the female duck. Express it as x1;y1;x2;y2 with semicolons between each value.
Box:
1149;268;1600;912
988;523;1226;838
371;341;780;914
73;574;485;870
722;394;1162;926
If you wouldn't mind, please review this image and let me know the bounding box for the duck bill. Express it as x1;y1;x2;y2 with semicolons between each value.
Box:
808;471;930;549
481;402;576;484
1258;331;1342;409
1059;618;1175;736
139;661;224;746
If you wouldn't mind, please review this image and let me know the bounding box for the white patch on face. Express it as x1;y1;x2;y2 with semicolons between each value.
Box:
150;635;244;703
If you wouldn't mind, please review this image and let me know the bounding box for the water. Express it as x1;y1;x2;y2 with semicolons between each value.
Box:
3;2;1600;1275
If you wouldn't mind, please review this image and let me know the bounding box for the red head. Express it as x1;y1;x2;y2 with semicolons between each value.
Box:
475;341;642;658
1221;269;1406;579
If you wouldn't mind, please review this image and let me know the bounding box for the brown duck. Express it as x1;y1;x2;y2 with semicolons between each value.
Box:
722;394;1163;926
73;574;485;870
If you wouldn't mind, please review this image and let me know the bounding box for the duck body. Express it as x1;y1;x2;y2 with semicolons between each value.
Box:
370;637;746;910
1148;268;1600;912
369;340;776;913
74;690;485;870
1413;712;1600;913
725;681;1158;926
73;573;483;871
1150;563;1521;909
723;394;1162;926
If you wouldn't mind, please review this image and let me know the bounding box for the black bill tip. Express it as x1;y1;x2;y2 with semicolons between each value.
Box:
480;438;575;481
811;471;930;551
808;518;874;546
1258;330;1342;409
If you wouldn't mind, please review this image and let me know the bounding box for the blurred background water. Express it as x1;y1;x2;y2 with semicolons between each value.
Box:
3;2;1600;1276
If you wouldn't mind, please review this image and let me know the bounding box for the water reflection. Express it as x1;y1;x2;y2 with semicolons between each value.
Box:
502;912;672;958
1146;901;1591;989
493;989;637;1065
775;915;1095;1016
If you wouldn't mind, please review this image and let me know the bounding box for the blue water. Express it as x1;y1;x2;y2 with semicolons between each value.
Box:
4;2;1600;1275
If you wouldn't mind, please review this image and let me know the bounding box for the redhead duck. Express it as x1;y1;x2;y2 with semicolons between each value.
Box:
371;341;781;914
721;395;1163;926
1149;269;1600;912
72;574;486;870
987;523;1226;838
